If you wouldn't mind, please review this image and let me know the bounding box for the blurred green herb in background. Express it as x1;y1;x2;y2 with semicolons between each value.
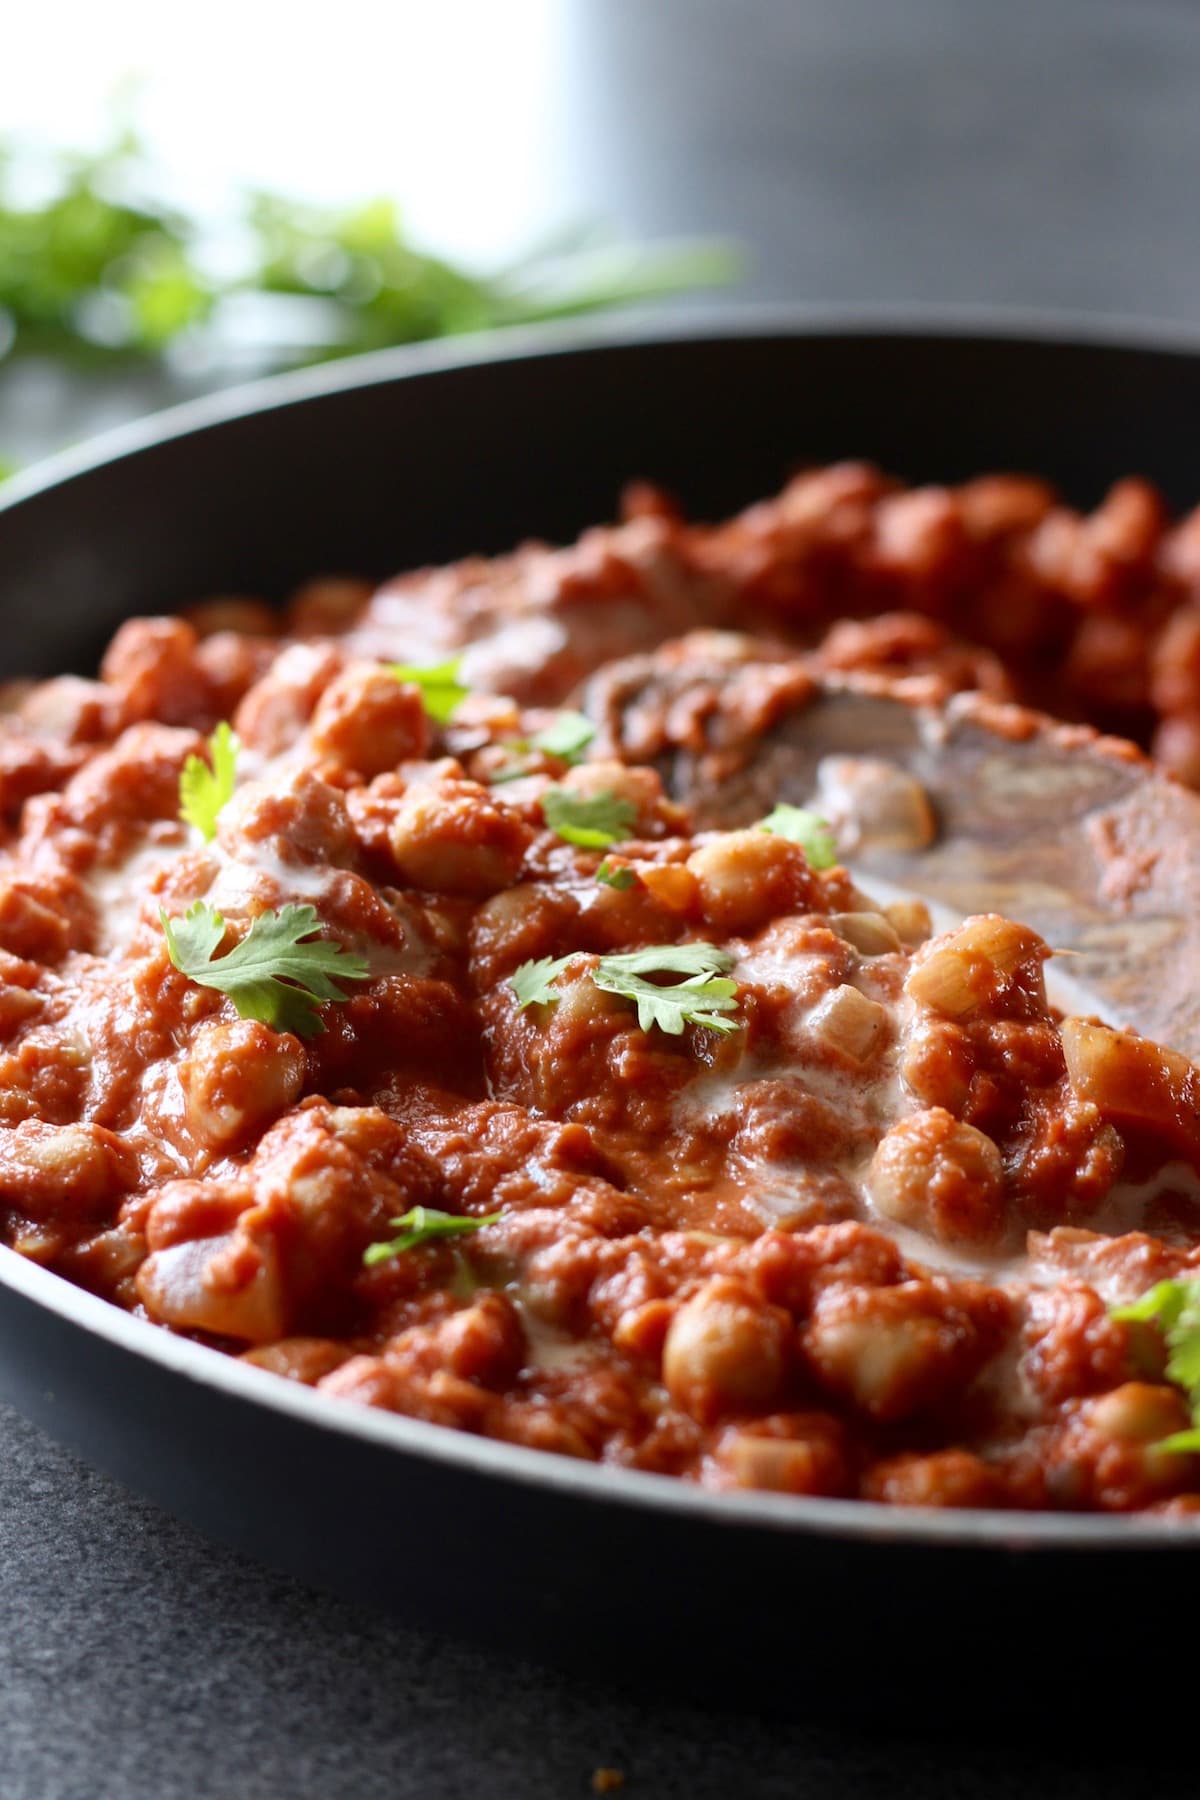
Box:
0;124;739;477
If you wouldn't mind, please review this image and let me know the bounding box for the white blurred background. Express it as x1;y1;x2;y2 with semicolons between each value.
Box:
5;0;1200;462
1;1;572;264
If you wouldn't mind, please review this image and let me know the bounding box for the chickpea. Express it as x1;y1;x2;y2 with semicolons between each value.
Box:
687;832;814;934
100;616;206;726
387;782;531;897
144;1177;254;1251
1050;1381;1198;1509
425;1293;526;1389
217;767;357;870
193;632;276;721
185;1020;307;1150
556;759;667;835
867;1108;1007;1248
18;676;116;744
138;1230;287;1343
900;1015;974;1112
718;1414;847;1496
309;663;429;776
803;1281;1000;1422
531;963;627;1048
241;1338;352;1383
1087;1383;1190;1446
612;1298;676;1363
662;1277;792;1424
863;1449;1004;1508
63;721;202;829
0;983;43;1037
0;880;71;962
490;1405;597;1461
469;882;581;988
233;643;343;756
0;1120;138;1215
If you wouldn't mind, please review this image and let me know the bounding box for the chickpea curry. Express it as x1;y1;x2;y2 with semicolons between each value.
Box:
4;464;1200;1515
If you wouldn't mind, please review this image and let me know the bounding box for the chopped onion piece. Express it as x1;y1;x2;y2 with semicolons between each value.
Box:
810;983;890;1063
905;914;1047;1019
885;898;932;947
1061;1017;1200;1161
831;911;902;956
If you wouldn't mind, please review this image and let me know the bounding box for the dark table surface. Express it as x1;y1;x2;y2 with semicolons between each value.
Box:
6;3;1200;1795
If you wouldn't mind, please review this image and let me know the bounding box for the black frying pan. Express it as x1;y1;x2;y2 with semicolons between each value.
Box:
1;313;1198;1710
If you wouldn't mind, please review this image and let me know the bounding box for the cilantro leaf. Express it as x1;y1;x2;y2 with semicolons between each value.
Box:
596;860;637;890
530;711;596;764
1158;1428;1200;1454
1111;1276;1200;1451
179;721;239;841
385;657;469;725
593;967;740;1036
489;711;598;785
541;786;637;849
1113;1280;1191;1330
160;900;369;1039
510;941;739;1036
591;944;740;1036
363;1205;502;1267
510;953;578;1008
1164;1286;1200;1393
591;944;736;980
757;804;838;870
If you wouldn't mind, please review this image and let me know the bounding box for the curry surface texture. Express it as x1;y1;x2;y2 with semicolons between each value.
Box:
3;464;1200;1514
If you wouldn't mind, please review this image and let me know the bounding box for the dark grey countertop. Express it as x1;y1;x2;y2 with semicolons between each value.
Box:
5;3;1200;1794
3;1399;1191;1800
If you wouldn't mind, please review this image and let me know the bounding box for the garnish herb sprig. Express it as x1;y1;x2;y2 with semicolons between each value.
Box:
528;711;595;764
363;1206;501;1267
510;943;739;1037
179;721;239;841
489;705;597;784
386;657;469;725
596;859;637;890
541;786;637;849
1111;1278;1200;1451
757;803;838;870
160;900;368;1039
489;712;597;785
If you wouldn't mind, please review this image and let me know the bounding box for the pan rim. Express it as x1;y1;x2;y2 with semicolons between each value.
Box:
6;298;1200;511
2;1234;1194;1553
3;305;1200;1554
